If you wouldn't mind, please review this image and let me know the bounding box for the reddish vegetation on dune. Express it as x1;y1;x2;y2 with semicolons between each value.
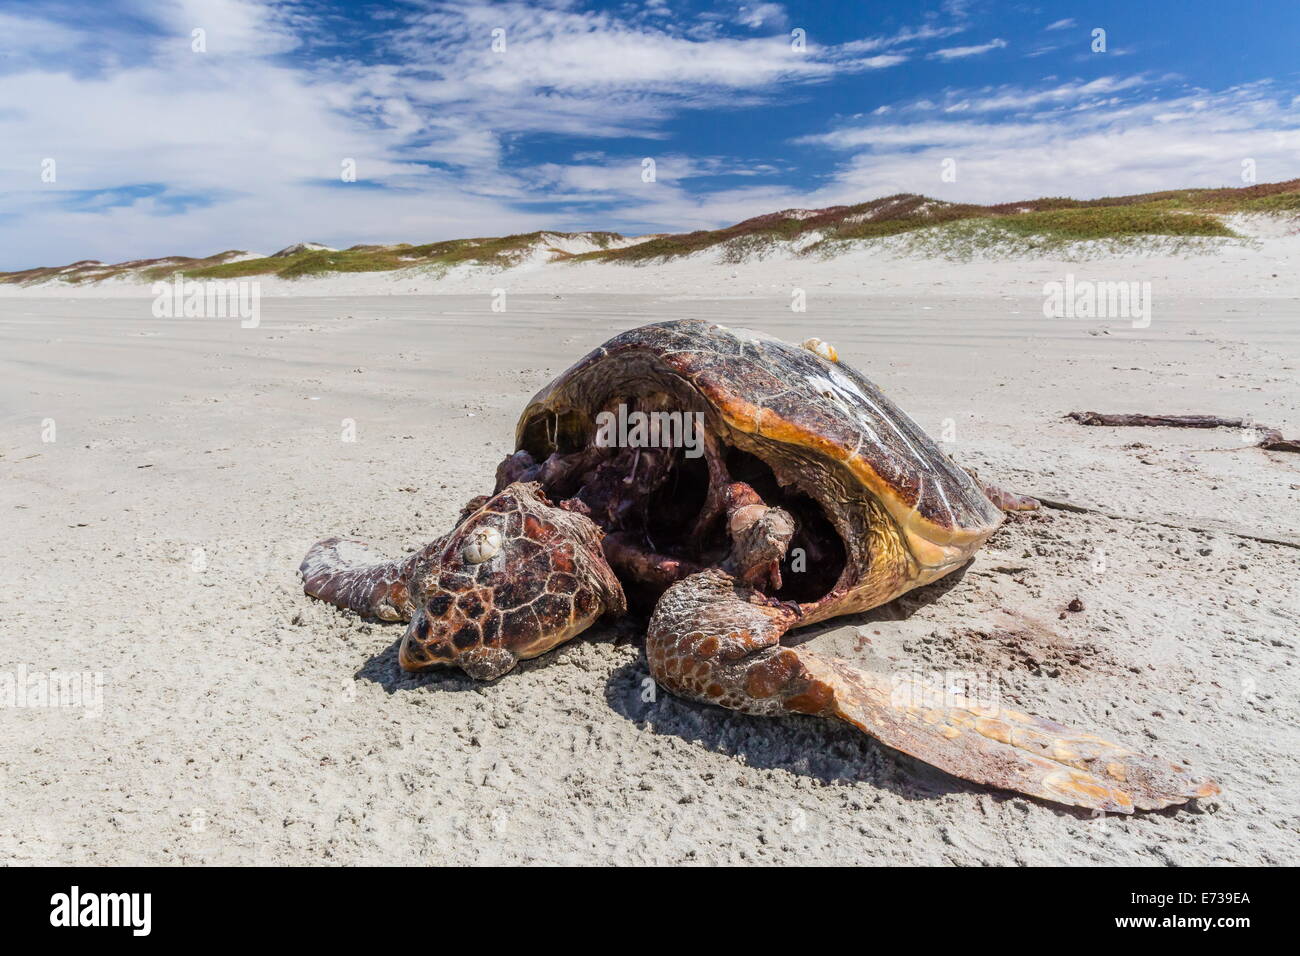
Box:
4;179;1297;284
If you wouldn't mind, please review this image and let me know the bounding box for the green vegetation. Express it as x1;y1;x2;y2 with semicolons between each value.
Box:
585;184;1273;264
850;217;1241;263
179;231;626;281
994;206;1234;240
1238;191;1300;213
2;179;1296;285
0;250;253;286
0;232;623;285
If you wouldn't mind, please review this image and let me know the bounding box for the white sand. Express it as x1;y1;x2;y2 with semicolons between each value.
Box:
1;241;1297;864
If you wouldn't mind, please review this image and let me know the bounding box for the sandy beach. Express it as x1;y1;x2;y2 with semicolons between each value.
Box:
1;252;1297;863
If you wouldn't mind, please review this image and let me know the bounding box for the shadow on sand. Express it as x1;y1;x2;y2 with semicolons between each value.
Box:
352;561;1102;814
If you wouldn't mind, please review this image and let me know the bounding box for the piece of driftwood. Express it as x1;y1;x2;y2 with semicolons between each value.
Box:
1067;411;1300;453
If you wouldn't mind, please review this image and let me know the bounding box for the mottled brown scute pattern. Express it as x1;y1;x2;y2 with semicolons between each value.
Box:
397;482;625;679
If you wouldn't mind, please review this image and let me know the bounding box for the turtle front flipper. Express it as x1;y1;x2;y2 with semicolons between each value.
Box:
300;494;504;621
300;537;435;622
646;570;1218;813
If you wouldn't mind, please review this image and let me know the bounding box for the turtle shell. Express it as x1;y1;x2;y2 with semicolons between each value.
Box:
515;319;1003;622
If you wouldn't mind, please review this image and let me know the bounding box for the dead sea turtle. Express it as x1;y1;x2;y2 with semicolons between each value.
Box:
301;319;1217;813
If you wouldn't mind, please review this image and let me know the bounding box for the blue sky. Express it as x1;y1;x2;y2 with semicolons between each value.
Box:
2;0;1299;269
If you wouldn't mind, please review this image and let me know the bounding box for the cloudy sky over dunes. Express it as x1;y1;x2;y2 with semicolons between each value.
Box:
2;0;1299;268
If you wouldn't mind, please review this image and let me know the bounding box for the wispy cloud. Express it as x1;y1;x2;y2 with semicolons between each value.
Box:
929;38;1008;60
895;75;1158;116
793;79;1300;205
1045;18;1077;31
0;0;904;264
734;3;787;29
0;0;1296;269
836;22;967;55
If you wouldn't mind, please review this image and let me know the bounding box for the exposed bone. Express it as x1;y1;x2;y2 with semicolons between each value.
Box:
602;532;702;590
577;445;673;530
688;429;732;545
538;444;611;495
720;481;796;590
462;526;503;563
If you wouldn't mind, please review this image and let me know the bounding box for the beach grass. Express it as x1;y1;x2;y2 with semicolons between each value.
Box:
3;180;1295;284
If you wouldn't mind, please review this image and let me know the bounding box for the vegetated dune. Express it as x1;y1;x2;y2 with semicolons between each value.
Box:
5;179;1297;290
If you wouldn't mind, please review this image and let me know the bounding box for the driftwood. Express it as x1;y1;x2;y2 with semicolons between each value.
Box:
1067;411;1300;453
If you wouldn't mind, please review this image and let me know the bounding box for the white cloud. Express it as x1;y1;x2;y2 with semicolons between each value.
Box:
501;78;1300;235
0;12;84;62
1045;18;1077;31
835;22;967;55
0;0;928;267
853;54;910;70
943;75;1155;113
790;80;1300;205
795;76;1163;135
152;0;303;55
929;38;1008;60
735;3;787;29
1;1;1295;270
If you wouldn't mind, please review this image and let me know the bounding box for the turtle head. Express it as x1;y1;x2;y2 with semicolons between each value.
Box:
398;482;625;681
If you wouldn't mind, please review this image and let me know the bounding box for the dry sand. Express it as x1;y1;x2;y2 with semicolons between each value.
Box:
1;255;1297;864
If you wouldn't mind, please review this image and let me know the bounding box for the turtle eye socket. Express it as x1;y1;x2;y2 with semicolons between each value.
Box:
462;526;503;564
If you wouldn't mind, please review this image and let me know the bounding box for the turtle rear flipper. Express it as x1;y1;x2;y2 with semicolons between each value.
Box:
963;467;1041;513
647;570;1218;814
812;661;1219;813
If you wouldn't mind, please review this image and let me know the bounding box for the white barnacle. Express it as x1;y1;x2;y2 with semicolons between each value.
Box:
802;338;838;362
462;526;503;564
